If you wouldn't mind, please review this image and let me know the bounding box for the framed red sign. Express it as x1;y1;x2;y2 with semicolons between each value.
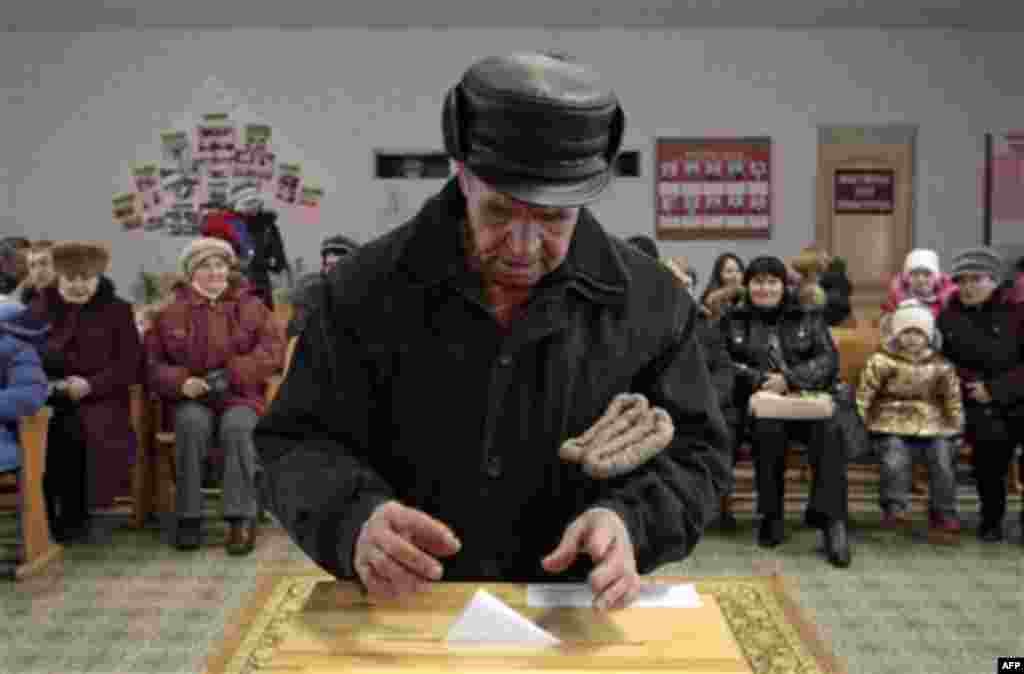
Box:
833;169;895;214
655;137;771;240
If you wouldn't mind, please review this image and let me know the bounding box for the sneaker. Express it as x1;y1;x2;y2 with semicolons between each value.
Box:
880;509;912;530
927;512;961;545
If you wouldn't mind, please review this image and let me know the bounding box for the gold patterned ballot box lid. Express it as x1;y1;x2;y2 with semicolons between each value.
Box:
210;574;842;674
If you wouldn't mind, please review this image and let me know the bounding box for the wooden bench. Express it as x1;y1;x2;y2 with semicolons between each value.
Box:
721;325;1023;518
0;407;62;579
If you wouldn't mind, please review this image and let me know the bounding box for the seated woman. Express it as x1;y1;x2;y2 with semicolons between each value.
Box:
700;253;745;320
719;256;851;568
30;242;142;543
145;238;284;554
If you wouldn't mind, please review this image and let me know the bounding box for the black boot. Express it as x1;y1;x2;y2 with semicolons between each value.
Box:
824;520;851;568
758;518;785;548
175;518;202;551
978;519;1004;543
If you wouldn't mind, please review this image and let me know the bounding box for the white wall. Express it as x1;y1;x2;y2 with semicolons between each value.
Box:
3;28;1023;297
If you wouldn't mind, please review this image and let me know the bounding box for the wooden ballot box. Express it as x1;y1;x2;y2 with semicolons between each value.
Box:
236;578;752;674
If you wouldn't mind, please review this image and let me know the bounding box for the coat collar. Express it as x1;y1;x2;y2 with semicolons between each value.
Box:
395;179;629;306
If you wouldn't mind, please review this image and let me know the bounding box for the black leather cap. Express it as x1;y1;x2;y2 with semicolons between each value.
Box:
447;52;625;207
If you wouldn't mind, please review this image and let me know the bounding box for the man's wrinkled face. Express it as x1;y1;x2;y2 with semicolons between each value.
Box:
27;250;55;288
458;168;579;287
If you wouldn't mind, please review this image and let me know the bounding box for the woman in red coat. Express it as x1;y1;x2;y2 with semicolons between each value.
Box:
145;237;284;554
32;242;143;543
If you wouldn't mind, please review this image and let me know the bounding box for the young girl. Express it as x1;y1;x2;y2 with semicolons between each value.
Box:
856;299;963;543
881;248;957;317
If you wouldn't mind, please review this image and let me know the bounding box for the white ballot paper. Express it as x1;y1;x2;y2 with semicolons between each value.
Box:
527;583;703;608
445;589;561;645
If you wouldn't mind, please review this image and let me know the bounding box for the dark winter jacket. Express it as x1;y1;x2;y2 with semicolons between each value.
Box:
30;277;142;506
938;287;1024;418
719;296;840;422
0;301;49;472
254;179;732;583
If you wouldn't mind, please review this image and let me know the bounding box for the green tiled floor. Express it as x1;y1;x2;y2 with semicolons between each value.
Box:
1;507;1022;674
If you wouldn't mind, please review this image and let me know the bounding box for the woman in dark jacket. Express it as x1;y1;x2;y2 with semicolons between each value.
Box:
31;242;143;543
720;256;850;567
938;247;1024;543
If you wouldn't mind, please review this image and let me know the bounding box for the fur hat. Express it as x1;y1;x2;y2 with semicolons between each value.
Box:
51;241;110;278
789;247;829;278
951;247;1002;281
179;237;237;278
904;248;940;275
889;299;935;341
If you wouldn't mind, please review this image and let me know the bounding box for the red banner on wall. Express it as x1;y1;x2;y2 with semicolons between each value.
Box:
655;137;771;240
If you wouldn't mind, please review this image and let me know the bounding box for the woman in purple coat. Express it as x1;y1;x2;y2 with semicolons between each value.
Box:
30;242;142;543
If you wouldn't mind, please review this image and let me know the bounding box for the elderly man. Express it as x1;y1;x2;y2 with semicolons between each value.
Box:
254;52;730;610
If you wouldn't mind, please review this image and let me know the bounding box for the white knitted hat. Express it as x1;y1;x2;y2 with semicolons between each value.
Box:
179;237;237;277
903;248;940;275
889;299;935;341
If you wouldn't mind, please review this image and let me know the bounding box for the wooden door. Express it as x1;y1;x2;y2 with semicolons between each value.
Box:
816;128;915;326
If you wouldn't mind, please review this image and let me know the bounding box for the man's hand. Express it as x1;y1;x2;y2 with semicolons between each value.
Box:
353;501;462;599
181;377;210;399
760;373;788;394
65;376;92;402
542;508;641;611
965;381;992;403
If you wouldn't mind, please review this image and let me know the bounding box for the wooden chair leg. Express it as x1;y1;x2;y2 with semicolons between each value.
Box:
1008;458;1022;495
912;464;928;495
720;493;733;518
129;386;151;529
153;433;177;515
15;408;62;579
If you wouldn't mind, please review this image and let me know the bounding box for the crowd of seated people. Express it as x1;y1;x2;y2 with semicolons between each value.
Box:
0;230;1021;573
629;235;1024;567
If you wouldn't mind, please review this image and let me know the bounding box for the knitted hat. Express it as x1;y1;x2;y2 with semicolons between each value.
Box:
951;247;1002;280
179;237;237;277
904;248;940;275
626;235;659;259
229;182;263;211
743;256;788;286
889;299;935;341
51;241;110;278
320;234;360;259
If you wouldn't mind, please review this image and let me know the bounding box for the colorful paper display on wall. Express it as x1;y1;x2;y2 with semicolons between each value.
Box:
655;137;771;240
116;116;325;235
